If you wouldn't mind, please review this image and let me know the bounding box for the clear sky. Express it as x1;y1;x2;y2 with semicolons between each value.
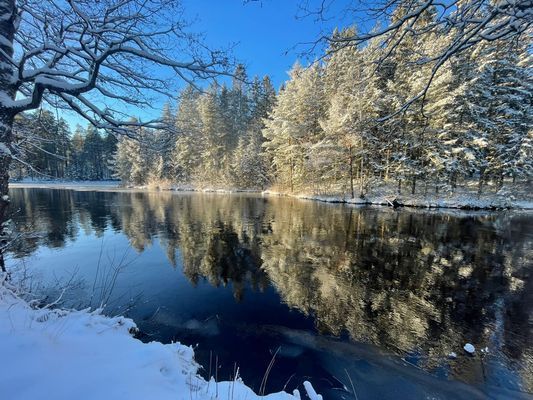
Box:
180;0;343;89
61;0;359;128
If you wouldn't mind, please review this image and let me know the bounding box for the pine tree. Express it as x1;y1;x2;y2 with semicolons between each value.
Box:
172;85;202;183
263;62;326;192
159;102;176;179
197;85;225;186
320;32;387;197
112;136;134;183
82;125;105;180
70;125;86;179
102;132;118;179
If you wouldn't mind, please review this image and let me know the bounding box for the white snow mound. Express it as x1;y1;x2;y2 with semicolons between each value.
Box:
463;343;475;354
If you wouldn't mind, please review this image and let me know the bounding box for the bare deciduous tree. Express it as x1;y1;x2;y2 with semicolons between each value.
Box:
0;0;230;270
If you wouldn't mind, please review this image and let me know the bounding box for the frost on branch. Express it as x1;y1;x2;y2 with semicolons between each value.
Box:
0;0;231;133
300;0;532;113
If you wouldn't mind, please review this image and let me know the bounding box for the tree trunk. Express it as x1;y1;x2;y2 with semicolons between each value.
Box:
0;112;13;216
0;0;17;272
348;146;354;199
498;173;504;190
359;154;365;198
0;113;14;273
384;149;390;181
450;171;457;193
411;176;416;195
289;159;294;193
478;168;485;195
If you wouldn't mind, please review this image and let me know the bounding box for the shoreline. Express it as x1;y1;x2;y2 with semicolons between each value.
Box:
0;275;317;400
9;181;533;211
262;190;533;211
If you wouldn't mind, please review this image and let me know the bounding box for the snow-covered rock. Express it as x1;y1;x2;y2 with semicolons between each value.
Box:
463;343;475;354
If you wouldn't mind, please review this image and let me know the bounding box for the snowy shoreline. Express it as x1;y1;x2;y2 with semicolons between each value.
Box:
10;180;533;211
262;190;533;211
0;275;319;400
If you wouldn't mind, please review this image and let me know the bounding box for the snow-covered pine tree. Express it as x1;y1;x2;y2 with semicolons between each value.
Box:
263;62;328;192
172;86;203;183
113;119;150;186
320;29;386;198
384;4;440;195
197;85;225;186
82;125;105;180
159;102;177;180
230;75;276;189
112;136;133;184
440;34;533;194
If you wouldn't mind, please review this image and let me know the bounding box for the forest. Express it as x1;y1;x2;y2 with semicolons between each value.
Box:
11;11;532;198
12;110;117;180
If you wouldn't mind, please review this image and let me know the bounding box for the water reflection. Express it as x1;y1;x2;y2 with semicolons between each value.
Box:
7;188;533;396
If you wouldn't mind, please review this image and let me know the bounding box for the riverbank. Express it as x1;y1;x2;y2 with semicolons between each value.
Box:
263;190;533;210
9;180;533;210
0;275;318;400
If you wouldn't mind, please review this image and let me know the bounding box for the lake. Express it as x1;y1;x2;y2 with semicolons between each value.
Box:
6;187;533;399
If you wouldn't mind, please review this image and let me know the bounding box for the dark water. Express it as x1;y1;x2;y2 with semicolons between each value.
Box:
6;188;533;399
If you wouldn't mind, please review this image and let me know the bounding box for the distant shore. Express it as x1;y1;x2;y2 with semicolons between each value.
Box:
10;180;533;211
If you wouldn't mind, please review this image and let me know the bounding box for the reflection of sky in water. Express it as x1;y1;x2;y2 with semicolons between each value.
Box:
6;188;533;399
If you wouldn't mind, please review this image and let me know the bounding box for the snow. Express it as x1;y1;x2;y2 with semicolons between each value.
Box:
0;91;20;109
0;33;13;48
463;343;475;354
0;12;13;22
262;186;533;211
0;142;12;156
0;276;317;400
303;381;322;400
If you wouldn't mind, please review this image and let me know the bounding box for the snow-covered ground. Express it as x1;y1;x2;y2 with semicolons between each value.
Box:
263;186;533;210
0;276;319;400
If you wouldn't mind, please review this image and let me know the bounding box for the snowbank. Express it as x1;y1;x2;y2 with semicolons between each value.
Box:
262;190;533;210
0;276;315;400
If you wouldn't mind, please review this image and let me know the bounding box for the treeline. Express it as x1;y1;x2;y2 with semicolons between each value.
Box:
11;7;532;196
11;110;117;180
116;9;531;196
264;21;532;197
113;65;276;189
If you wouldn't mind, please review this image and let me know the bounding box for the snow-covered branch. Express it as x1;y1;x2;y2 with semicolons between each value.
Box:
298;0;531;112
1;0;232;129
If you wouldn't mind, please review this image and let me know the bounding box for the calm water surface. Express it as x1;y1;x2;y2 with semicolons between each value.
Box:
6;188;533;399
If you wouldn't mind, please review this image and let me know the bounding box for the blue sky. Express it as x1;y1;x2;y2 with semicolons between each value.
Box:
61;0;359;128
181;0;341;89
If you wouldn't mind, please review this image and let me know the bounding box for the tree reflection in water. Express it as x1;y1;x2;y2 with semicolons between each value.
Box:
7;188;533;394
